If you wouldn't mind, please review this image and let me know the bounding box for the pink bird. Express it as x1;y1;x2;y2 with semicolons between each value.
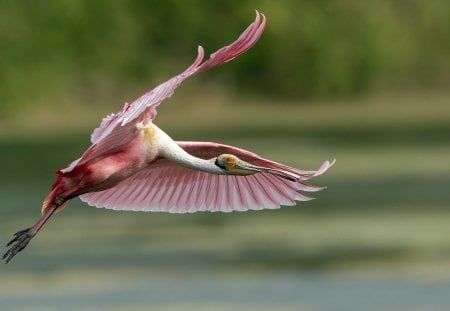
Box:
4;12;334;263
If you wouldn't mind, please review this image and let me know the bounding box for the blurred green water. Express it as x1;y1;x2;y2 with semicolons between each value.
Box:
1;109;449;310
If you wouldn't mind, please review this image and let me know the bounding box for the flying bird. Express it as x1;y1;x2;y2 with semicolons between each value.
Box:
4;12;334;263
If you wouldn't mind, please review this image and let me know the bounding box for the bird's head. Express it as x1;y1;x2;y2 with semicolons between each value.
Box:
214;154;260;176
214;153;303;182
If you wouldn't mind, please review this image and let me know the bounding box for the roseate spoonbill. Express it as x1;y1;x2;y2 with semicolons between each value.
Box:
3;12;334;263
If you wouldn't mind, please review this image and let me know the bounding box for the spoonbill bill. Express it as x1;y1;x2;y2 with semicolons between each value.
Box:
4;12;334;263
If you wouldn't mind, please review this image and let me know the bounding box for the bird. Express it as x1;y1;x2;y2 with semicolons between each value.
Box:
3;12;334;263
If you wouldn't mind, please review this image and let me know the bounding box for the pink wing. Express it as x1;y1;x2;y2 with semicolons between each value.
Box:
90;11;266;145
79;142;334;213
62;12;265;174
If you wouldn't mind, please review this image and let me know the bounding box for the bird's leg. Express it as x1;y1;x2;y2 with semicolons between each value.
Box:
3;199;61;264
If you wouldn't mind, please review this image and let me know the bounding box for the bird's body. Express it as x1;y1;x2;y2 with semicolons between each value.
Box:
4;12;334;263
46;122;224;212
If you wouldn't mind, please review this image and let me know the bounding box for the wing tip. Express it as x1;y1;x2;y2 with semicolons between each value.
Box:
310;159;336;177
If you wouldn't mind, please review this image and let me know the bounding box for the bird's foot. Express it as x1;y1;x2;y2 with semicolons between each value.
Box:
3;227;35;264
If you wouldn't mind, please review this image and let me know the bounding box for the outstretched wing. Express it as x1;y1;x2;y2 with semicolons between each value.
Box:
61;12;266;174
79;142;334;213
90;11;266;145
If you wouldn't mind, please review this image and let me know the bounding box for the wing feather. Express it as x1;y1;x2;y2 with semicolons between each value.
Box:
89;12;265;146
140;169;162;211
215;174;225;212
229;176;243;212
79;141;334;213
260;174;296;206
62;13;265;175
125;170;148;210
186;171;201;212
253;174;279;209
234;176;251;211
155;166;176;211
242;175;261;211
80;165;327;213
205;174;218;211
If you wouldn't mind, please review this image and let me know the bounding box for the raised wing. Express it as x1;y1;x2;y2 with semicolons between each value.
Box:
79;142;334;213
61;12;266;174
90;11;266;145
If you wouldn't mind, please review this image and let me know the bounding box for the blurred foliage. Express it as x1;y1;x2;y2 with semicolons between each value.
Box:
1;0;449;115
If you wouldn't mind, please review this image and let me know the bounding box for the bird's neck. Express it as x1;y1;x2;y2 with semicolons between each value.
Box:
147;123;225;175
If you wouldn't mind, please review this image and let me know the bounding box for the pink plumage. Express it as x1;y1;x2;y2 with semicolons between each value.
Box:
4;12;334;263
80;142;334;213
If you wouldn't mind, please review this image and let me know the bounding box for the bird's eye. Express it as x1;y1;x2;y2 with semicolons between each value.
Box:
226;157;235;166
215;158;226;170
